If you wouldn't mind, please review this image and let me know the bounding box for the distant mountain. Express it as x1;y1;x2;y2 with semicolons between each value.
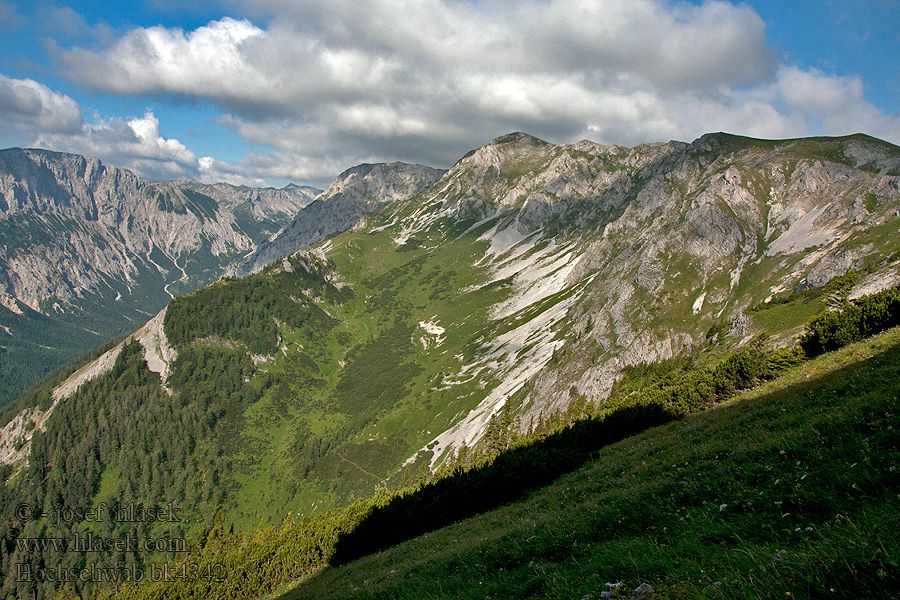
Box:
235;162;446;276
0;147;320;405
2;132;900;600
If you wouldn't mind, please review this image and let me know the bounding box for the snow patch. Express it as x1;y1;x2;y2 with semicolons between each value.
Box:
405;220;593;468
368;220;398;233
477;222;536;261
489;240;582;320
692;292;706;315
418;318;446;349
421;277;593;469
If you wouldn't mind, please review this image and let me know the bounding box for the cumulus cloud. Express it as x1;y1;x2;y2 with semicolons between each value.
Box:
772;66;900;140
57;1;775;103
0;74;214;181
33;0;900;182
0;74;84;136
35;111;202;181
0;73;303;185
59;18;268;101
198;150;349;187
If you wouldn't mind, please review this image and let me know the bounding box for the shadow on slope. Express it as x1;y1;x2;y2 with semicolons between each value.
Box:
328;401;676;566
281;330;900;600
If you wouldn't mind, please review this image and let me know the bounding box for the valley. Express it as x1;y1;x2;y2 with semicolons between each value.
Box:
0;148;322;406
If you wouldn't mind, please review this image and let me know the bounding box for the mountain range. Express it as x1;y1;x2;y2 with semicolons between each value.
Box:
1;131;900;599
0;149;442;406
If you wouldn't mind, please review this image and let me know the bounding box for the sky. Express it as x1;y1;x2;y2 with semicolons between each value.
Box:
0;0;897;188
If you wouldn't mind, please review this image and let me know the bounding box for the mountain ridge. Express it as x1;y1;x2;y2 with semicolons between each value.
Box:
371;131;900;465
6;131;898;472
235;161;446;276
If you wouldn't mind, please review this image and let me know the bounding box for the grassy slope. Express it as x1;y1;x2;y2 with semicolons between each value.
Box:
280;327;900;600
213;219;515;527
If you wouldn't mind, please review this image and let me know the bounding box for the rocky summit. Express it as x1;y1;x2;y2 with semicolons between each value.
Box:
235;162;446;276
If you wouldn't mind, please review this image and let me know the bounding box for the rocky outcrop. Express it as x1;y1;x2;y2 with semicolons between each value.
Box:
236;162;445;275
0;148;318;310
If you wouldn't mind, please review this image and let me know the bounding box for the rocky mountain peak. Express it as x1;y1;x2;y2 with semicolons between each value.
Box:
235;161;446;276
839;134;900;175
0;148;137;217
490;132;550;147
321;162;445;205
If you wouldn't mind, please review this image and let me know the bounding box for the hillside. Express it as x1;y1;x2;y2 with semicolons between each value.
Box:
280;326;900;600
0;148;320;405
80;313;900;600
2;131;900;599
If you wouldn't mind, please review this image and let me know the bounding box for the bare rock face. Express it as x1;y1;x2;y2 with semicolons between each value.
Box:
0;148;319;309
236;162;445;276
798;250;858;290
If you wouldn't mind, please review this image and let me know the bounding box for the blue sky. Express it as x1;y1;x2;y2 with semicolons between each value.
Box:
0;0;897;187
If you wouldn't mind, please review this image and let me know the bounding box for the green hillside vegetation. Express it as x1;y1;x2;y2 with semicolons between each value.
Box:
280;327;900;600
80;287;900;600
0;230;507;598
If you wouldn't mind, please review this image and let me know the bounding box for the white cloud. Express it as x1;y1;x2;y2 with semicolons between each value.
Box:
0;74;84;136
0;74;207;180
0;72;339;185
54;2;776;117
59;18;268;99
772;66;900;139
201;150;349;186
25;0;900;183
519;0;775;87
34;111;200;181
58;1;775;103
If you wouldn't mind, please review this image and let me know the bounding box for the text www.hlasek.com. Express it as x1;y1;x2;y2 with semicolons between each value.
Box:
16;531;186;553
16;562;226;583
